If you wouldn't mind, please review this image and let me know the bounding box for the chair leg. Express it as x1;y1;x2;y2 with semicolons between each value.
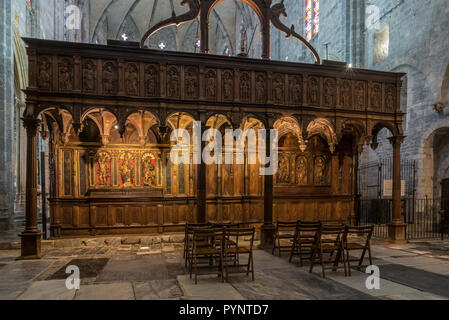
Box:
251;252;255;281
359;248;367;269
299;242;304;267
320;248;326;278
272;236;276;255
278;238;282;257
194;254;198;285
309;247;317;273
289;241;295;263
346;249;352;276
368;246;373;266
220;253;224;283
341;247;348;277
189;252;193;279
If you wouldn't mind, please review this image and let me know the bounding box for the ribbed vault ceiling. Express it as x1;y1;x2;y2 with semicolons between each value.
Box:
90;0;261;56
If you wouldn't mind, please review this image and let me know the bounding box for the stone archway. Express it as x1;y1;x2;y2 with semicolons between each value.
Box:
13;25;30;220
422;127;449;198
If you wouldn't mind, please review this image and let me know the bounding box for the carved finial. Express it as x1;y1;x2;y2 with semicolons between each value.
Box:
118;122;126;138
72;122;82;135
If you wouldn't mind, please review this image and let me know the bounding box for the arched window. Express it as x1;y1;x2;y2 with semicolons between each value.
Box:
305;0;319;41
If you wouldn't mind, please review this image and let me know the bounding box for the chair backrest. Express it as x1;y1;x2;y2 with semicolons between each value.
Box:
211;221;241;228
192;227;224;248
298;220;321;226
276;220;297;232
317;225;346;245
296;221;321;240
343;225;374;245
321;219;347;227
186;223;213;235
224;227;255;250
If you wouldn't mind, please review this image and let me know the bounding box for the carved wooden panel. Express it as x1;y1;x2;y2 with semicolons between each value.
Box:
354;81;367;110
255;72;266;103
102;60;118;95
385;83;396;112
166;65;181;99
323;78;337;107
125;62;140;96
38;55;52;90
307;75;320;106
222;69;234;101
340;79;352;108
58;56;74;92
205;68;217;100
239;71;251;102
272;73;285;104
33;53;403;112
144;64;159;97
184;66;199;99
369;82;382;111
82;59;97;93
289;74;302;105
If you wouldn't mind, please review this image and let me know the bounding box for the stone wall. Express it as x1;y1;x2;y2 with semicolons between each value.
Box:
274;0;449;198
0;0;14;230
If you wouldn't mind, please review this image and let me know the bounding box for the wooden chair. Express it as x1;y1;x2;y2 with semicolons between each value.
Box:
223;227;256;281
321;219;347;227
190;228;224;284
309;225;348;278
289;221;321;265
342;225;374;276
272;220;297;256
184;223;211;268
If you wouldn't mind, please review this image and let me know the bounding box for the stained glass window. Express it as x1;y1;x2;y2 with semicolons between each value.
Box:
305;0;319;41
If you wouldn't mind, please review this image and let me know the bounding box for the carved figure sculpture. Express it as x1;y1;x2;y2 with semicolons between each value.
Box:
83;61;96;91
59;59;72;90
295;156;307;185
314;156;327;185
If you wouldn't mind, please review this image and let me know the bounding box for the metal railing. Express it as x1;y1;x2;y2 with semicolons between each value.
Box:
358;198;449;240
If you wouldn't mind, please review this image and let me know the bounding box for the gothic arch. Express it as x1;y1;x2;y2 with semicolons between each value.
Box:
306;118;338;153
208;0;264;22
13;25;28;102
274;116;305;150
206;113;233;129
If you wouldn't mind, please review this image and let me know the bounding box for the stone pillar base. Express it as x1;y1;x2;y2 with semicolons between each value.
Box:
387;222;407;243
18;231;42;260
258;223;275;249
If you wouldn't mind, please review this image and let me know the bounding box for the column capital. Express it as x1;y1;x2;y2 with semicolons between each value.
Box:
21;117;41;136
388;135;405;146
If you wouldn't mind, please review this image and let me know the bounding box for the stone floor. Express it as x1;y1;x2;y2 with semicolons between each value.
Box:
1;238;449;300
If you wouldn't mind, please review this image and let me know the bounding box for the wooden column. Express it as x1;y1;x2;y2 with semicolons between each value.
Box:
19;117;42;259
352;143;363;225
197;124;207;223
261;11;270;59
388;135;406;242
200;3;209;54
260;127;275;247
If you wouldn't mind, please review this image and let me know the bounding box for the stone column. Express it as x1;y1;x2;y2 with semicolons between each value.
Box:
388;135;406;242
260;127;275;247
0;0;14;230
19;116;42;259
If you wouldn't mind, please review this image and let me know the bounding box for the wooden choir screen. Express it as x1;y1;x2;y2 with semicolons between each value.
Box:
22;38;404;237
